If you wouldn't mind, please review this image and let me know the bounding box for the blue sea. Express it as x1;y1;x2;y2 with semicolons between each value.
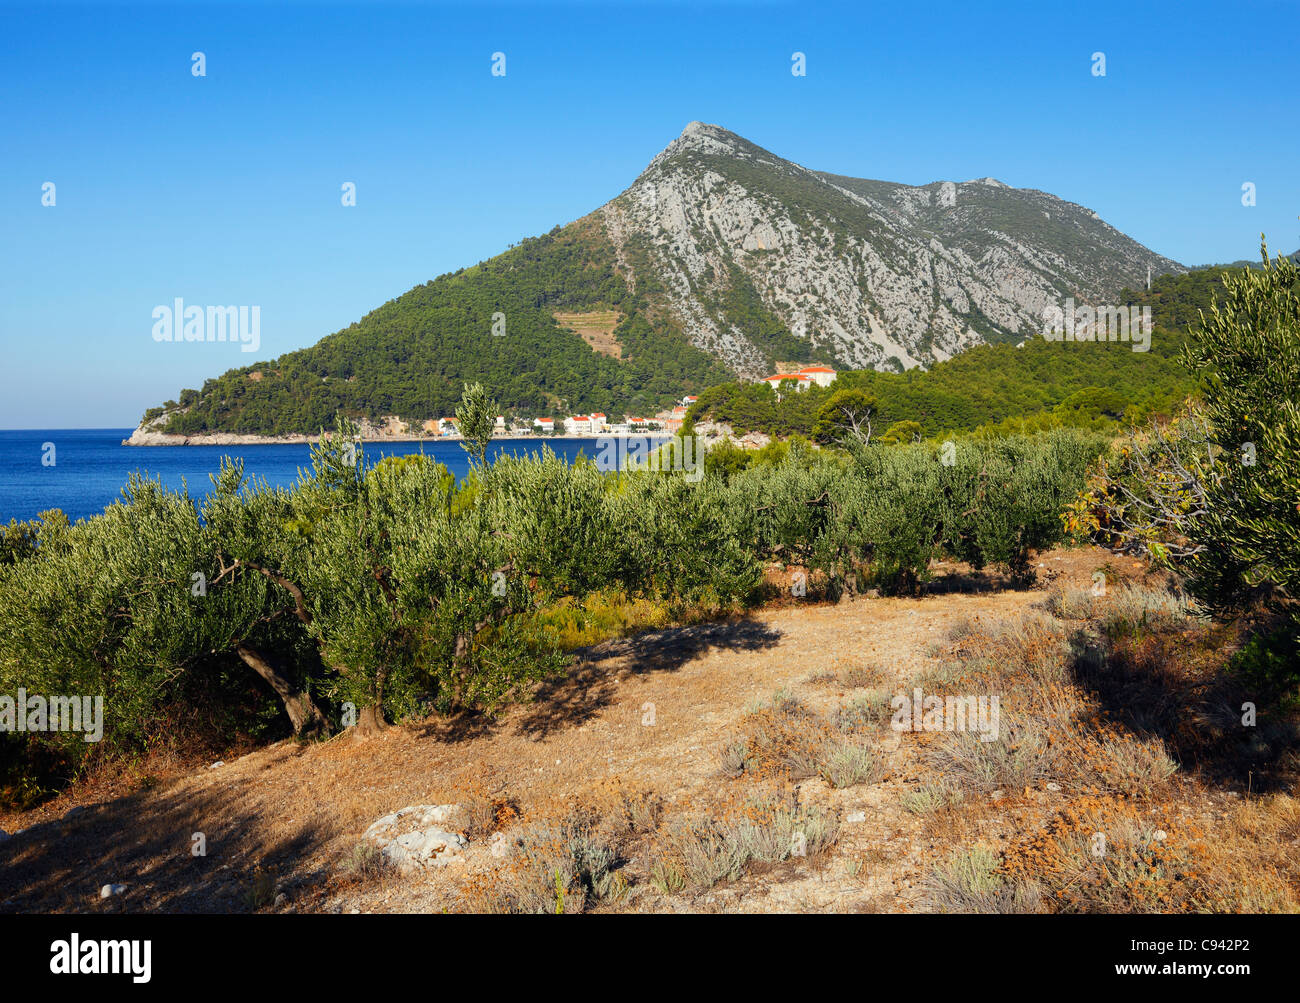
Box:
0;429;652;524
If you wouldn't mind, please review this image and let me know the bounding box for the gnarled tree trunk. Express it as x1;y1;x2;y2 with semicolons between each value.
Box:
353;703;388;737
236;644;331;738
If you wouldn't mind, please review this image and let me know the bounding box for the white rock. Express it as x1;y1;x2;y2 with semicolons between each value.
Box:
846;811;867;823
362;804;470;874
100;883;126;899
209;761;225;769
1046;782;1062;792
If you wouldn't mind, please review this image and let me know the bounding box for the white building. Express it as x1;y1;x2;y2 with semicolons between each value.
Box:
761;374;812;392
760;368;836;391
797;366;837;388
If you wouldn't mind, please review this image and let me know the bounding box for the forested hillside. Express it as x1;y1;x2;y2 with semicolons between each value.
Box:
688;264;1240;440
158;217;732;435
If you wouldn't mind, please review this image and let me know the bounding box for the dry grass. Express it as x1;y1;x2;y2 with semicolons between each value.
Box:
994;794;1300;913
552;310;624;359
839;662;886;688
721;691;881;790
650;790;840;892
899;780;964;815
458;806;625;914
922;845;1043;914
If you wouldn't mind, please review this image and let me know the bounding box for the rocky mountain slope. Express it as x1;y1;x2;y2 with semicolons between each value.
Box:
607;122;1183;376
139;123;1184;437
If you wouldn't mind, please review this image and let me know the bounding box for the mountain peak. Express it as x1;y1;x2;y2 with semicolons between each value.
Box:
644;121;763;173
679;120;731;142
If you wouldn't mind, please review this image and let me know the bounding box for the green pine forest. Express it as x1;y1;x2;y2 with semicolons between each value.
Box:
684;266;1244;441
155;216;733;435
149;228;1244;439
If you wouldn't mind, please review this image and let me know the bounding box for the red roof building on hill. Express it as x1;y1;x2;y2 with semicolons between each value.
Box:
797;366;837;387
762;373;812;391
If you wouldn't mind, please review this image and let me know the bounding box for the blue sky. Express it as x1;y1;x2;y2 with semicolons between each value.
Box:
2;0;1297;428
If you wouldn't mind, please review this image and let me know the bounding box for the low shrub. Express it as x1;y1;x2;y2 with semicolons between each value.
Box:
653;795;840;891
921;846;1042;914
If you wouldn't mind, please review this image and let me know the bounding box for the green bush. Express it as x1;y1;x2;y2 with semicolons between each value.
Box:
1181;244;1300;644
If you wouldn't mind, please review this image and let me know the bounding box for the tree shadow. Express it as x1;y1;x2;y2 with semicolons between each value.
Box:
0;776;343;913
512;617;784;741
1065;625;1300;794
411;711;500;745
921;563;1056;596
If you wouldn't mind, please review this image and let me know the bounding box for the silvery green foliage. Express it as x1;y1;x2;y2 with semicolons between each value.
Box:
486;447;761;607
0;463;322;758
1181;246;1300;629
724;428;1103;597
935;430;1101;583
454;381;497;467
0;415;1100;777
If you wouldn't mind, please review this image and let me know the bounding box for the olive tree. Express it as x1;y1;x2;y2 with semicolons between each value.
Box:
1182;242;1300;626
455;381;498;467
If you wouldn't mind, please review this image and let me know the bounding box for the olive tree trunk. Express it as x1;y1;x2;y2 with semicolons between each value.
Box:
236;644;331;737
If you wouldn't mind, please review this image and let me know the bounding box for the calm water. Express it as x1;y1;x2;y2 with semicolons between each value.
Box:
0;429;653;524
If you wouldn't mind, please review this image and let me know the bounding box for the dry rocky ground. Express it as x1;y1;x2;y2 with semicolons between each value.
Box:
2;545;1296;914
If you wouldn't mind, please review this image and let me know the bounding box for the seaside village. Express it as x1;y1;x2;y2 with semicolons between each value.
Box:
420;366;837;438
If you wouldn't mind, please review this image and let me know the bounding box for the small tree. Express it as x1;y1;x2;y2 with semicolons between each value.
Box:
1066;239;1300;646
455;382;498;467
1181;240;1300;627
879;420;922;446
1062;406;1216;563
813;389;878;447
